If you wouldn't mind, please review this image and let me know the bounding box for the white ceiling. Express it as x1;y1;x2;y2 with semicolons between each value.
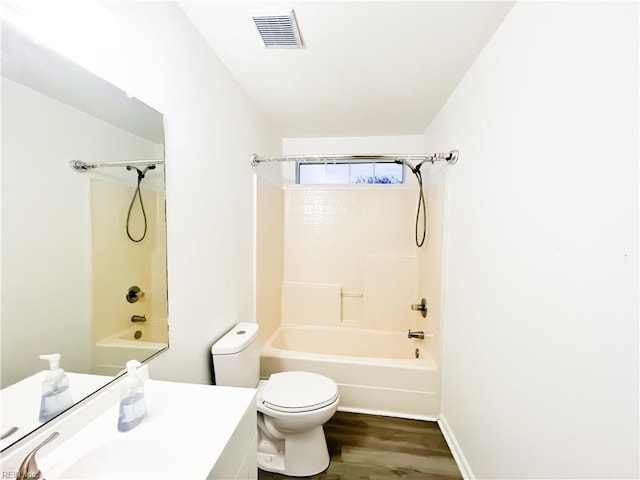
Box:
179;1;514;138
1;22;165;144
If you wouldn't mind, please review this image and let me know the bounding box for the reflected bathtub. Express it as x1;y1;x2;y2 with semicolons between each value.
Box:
260;324;439;419
92;323;168;375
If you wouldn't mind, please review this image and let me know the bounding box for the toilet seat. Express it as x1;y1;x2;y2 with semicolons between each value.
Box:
261;371;338;413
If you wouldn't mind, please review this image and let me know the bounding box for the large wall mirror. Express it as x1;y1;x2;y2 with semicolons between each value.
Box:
0;23;168;449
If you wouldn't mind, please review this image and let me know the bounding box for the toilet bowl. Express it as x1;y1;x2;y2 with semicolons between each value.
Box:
211;323;339;477
256;372;338;475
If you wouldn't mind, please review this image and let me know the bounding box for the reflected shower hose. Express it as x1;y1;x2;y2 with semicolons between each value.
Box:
126;165;155;243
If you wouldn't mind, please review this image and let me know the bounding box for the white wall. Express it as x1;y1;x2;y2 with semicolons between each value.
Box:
424;2;639;479
96;3;280;384
1;78;159;387
255;174;284;346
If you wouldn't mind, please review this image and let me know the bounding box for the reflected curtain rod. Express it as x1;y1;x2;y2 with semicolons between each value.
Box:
69;159;164;173
249;150;459;166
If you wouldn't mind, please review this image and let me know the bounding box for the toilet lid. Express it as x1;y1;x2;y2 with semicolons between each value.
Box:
262;371;338;413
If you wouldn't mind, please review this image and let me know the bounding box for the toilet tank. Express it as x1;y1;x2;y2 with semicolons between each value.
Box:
211;322;260;388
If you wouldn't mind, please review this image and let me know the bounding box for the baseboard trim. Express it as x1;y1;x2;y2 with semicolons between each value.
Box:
437;414;475;480
337;406;438;422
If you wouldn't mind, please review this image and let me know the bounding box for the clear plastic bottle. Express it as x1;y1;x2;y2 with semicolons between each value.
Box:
38;353;73;422
117;360;147;432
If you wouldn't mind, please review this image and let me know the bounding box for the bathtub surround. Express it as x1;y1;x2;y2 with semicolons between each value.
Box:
281;283;341;326
363;255;418;329
281;135;426;334
254;134;445;418
90;178;168;374
424;2;639;478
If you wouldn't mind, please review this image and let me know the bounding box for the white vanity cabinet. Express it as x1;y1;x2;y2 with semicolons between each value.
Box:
1;379;258;480
209;395;258;479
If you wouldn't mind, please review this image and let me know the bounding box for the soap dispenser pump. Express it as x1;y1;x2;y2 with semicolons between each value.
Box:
38;353;73;422
117;360;147;432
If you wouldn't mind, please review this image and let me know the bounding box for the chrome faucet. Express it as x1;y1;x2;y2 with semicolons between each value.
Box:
408;330;425;340
17;431;59;480
131;314;146;323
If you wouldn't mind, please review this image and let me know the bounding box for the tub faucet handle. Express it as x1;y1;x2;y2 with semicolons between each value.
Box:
131;314;146;323
126;286;144;303
408;330;425;340
410;298;428;318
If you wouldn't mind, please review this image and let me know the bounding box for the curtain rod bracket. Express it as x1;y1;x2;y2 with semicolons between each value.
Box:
70;160;91;172
447;149;459;165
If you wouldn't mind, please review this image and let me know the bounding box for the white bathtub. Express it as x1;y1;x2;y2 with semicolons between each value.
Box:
260;324;440;419
92;323;168;375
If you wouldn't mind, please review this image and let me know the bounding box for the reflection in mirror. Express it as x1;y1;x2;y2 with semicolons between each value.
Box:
0;22;168;449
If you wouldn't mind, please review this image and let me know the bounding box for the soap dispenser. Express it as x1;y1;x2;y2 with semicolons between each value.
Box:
117;360;147;432
38;353;73;422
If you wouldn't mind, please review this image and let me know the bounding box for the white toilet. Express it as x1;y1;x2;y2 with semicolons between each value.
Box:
211;322;339;477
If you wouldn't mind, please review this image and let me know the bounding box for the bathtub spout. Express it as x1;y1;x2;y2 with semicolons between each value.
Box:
408;330;425;340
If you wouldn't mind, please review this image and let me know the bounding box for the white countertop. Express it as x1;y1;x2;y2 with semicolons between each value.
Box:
37;380;257;479
0;371;113;450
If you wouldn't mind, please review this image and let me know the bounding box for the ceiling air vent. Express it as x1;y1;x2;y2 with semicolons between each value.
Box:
252;9;303;49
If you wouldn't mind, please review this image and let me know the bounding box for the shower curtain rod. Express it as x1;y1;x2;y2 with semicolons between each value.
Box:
69;159;164;173
249;150;459;166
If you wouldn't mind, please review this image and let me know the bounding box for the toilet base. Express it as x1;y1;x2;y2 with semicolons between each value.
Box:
257;425;330;477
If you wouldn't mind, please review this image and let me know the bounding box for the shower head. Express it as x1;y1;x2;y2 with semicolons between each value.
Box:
142;165;156;177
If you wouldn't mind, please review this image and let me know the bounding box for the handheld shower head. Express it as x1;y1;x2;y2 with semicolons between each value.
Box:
126;164;155;179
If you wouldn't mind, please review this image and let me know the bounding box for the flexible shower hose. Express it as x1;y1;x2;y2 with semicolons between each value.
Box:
126;166;153;243
398;160;428;248
412;166;427;248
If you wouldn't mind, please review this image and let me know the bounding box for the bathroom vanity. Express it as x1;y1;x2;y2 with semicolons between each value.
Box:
0;378;258;479
0;371;113;451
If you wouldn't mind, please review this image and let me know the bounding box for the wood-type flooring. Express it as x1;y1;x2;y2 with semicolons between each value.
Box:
257;411;462;480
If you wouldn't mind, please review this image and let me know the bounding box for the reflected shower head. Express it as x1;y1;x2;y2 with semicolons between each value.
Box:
126;164;155;179
142;165;156;176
